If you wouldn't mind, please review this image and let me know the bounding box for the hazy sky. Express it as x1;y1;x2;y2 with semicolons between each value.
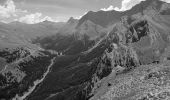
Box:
19;0;121;20
0;0;169;24
0;0;122;23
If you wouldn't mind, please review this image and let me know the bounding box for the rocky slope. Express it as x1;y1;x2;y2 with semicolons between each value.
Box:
31;0;170;100
0;47;57;100
87;0;170;99
92;62;170;100
1;0;170;100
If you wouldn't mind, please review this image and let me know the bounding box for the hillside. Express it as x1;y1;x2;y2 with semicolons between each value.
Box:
30;0;170;100
0;21;65;49
0;0;170;100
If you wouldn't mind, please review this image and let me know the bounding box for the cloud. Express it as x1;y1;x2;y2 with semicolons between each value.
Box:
75;12;88;19
102;0;170;12
17;13;58;24
0;0;27;18
0;0;58;24
101;5;114;11
101;0;146;11
116;0;146;11
161;0;170;3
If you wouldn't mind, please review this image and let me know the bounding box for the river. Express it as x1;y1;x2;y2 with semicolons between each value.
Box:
12;57;56;100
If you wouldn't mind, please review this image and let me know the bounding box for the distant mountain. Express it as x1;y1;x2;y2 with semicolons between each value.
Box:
30;0;170;100
33;17;111;55
78;10;121;28
77;20;105;39
1;0;170;100
67;17;79;24
77;0;166;28
0;21;65;49
57;17;78;35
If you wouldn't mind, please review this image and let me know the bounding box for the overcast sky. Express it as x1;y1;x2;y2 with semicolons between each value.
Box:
0;0;169;24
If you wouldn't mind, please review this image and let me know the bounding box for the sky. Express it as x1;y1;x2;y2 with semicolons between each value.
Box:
0;0;122;23
0;0;169;24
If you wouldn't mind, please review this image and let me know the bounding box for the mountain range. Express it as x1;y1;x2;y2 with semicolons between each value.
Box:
1;0;170;100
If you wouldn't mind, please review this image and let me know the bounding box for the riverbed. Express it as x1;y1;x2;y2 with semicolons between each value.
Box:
12;57;56;100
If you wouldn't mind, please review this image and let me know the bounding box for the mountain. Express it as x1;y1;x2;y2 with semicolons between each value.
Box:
0;47;56;99
77;20;106;39
30;0;170;100
1;0;170;100
32;17;109;55
77;0;166;28
33;16;114;55
0;21;65;49
57;17;79;35
77;10;121;28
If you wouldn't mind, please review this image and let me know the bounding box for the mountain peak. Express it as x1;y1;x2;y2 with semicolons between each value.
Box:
77;0;168;28
67;17;78;24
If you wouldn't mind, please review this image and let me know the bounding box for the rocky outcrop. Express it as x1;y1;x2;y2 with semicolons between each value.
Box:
93;61;170;100
85;1;170;100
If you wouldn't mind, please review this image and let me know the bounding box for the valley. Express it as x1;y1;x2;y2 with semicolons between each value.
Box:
0;0;170;100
